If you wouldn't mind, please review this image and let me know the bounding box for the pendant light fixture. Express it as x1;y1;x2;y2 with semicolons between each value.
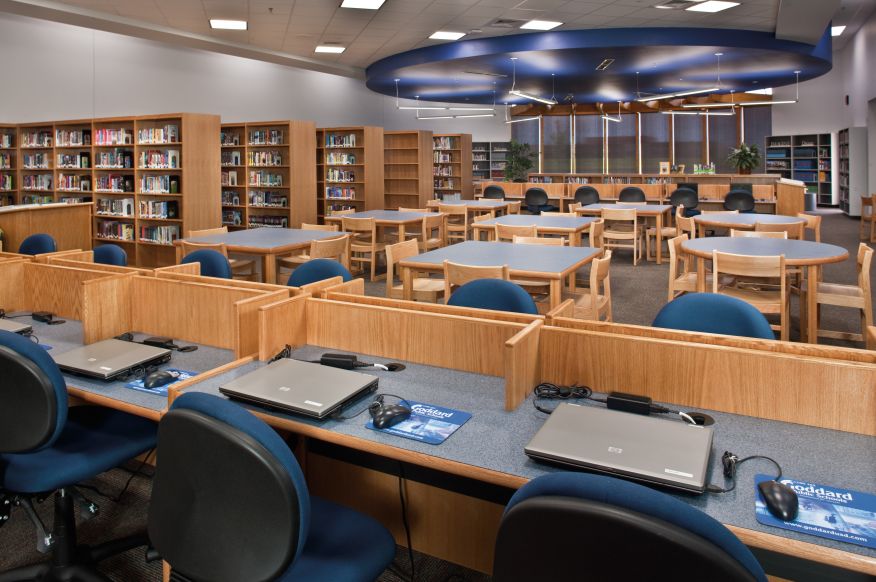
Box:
394;79;497;114
504;104;540;124
602;101;622;123
639;52;723;103
508;58;558;106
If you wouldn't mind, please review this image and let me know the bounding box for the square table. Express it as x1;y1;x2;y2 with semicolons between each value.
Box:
427;199;510;216
324;210;431;242
398;241;601;309
471;214;597;246
576;203;674;264
174;228;342;283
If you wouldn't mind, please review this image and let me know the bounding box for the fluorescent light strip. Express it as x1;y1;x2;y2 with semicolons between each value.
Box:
832;25;846;37
602;115;621;123
430;31;466;40
417;112;496;120
398;105;495;111
340;0;385;9
520;20;562;30
637;87;720;102
505;116;540;124
739;100;797;106
661;110;736;116
685;1;740;13
509;90;557;105
210;19;247;30
682;100;796;108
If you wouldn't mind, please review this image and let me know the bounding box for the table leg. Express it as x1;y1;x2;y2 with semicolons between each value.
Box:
696;257;706;292
571;231;581;247
402;266;413;301
550;279;562;310
806;265;819;344
264;254;276;285
398;224;406;242
656;213;664;264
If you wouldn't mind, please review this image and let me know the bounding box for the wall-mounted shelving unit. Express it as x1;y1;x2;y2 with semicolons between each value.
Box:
384;130;432;210
766;133;834;206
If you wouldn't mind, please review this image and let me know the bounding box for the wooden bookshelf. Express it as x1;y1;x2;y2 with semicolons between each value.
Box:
18;122;55;205
220;120;316;230
766;133;834;207
54;119;93;204
838;127;867;216
92;116;136;258
0;125;17;206
317;126;384;220
384;130;432;210
433;133;473;200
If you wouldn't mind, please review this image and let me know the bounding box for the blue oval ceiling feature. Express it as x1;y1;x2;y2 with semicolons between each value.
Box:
366;27;832;105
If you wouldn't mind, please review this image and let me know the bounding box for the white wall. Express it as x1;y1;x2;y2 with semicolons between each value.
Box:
0;12;511;142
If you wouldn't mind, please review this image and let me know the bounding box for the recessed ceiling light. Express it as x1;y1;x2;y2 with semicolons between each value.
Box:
654;4;674;9
831;25;846;36
315;45;345;53
430;31;466;40
686;1;739;13
210;19;247;30
341;0;385;9
520;20;563;30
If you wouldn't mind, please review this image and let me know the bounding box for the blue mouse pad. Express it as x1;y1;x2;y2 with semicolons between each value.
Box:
125;369;197;396
366;401;471;445
755;474;876;549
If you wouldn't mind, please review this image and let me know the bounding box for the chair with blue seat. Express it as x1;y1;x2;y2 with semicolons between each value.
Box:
669;187;701;217
482;184;506;199
92;243;128;266
448;279;538;315
18;233;56;255
724;190;757;213
493;472;766;582
147;392;396;582
287;258;352;287
523;187;558;215
181;248;233;279
573;185;600;207
618;186;646;203
652;292;775;340
0;330;158;581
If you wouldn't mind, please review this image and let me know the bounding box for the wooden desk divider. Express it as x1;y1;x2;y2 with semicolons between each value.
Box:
298;276;365;298
153;264;293;293
46;255;155;276
869;326;876;351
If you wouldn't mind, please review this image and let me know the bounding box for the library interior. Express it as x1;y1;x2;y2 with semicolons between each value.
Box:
2;0;876;581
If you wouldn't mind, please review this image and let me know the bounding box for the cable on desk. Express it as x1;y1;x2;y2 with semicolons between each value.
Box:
531;382;597;414
706;451;783;494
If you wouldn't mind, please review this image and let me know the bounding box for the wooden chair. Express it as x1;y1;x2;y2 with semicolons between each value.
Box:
443;260;509;300
601;207;642;266
329;209;357;217
418;212;446;251
667;235;733;301
646;218;677;261
439;203;470;243
814;243;873;343
675;206;696;239
277;234;350;284
755;222;803;239
495;223;537;242
342;216;385;281
512;235;564;246
385;239;444;303
797;213;822;242
588;219;604;252
567;202;582;213
565;250;612;321
302;223;339;232
540;211;575;217
860;195;875;242
712;251;788;341
398;207;433;213
276;223;341;280
701;210;740;214
184;227;256;280
506;201;522;214
730;229;787;239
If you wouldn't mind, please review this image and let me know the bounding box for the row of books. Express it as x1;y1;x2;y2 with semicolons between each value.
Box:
249;191;287;207
139;200;179;219
96;175;135;193
95;149;134;169
21;131;52;148
222;210;243;226
433;178;457;189
326;152;356;165
221;151;242;166
141;175;181;194
326;204;356;215
55;129;91;147
58;152;90;169
220;131;240;146
221;170;239;186
138;125;179;145
325;186;356;199
433;152;453;163
23;175;52;190
57;174;89;191
139;149;180;169
249;129;284;146
433;166;455;177
433;136;456;150
95;128;134;146
0;174;12;190
248;150;283;166
326;168;355;183
249;215;287;228
222;190;242;206
22;194;54;204
0;134;13;148
249;171;283;187
140;225;180;244
22;153;50;169
96;220;135;241
96;197;134;217
325;133;356;148
0;153;11;169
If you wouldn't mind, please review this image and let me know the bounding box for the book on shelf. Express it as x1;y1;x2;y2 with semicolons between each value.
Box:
220;131;241;146
59;196;90;204
433;178;457;189
21;131;52;148
57;152;90;169
57;174;90;191
325;186;356;200
326;152;356;165
22;194;53;204
249;215;288;228
139;199;179;219
433;166;454;177
221;190;241;206
248;129;284;146
326;204;356;215
95;149;133;169
94;128;133;146
139;149;180;169
326;168;355;183
433;136;455;150
96;220;135;241
325;133;356;148
248;150;283;166
221;151;242;166
139;224;180;244
248;171;283;187
221;170;238;186
140;175;180;194
0;173;13;190
249;190;288;207
55;129;91;147
95;174;135;193
222;209;243;226
434;151;453;163
22;152;50;169
138;125;179;144
22;174;52;190
96;197;135;217
0;133;13;148
0;153;11;169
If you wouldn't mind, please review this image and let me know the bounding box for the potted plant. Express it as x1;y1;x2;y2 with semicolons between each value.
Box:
727;143;762;175
504;139;535;182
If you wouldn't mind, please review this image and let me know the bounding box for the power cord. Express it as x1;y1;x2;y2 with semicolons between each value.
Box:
397;462;416;582
532;382;598;414
267;346;406;372
77;450;155;503
706;451;783;494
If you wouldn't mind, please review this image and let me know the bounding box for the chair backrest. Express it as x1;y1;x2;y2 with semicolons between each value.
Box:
860;195;874;217
330;209;357;216
18;233;57;255
602;207;637;224
512;235;565;246
589;219;605;250
618;187;646;203
443;260;509;298
447;279;538;315
0;330;68;453
669;187;698;209
796;213;821;242
180;240;230;258
730;229;787;239
398;207;432;213
341;216;376;239
701;210;739;215
309;234;349;262
188;226;228;238
506;200;522;214
473;213;493;224
524;188;548;207
181;249;233;279
652;292;775;340
420;213;446;246
712;251;785;285
668;234;692;290
573;185;600;206
483;185;506;199
754;221;802;239
857;243;873;292
148;393;308;582
586;250;612;318
540;211;575;216
493;472;766;582
724;190;755;212
287;258;351;287
385;239;420;296
93;243;128;266
302;223;339;232
675;207;696;239
438;203;467;217
495;223;537;242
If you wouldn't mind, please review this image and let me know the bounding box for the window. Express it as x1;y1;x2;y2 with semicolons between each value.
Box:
542;115;572;173
708;114;738;173
574;115;603;173
673;115;704;170
640;113;671;174
605;114;637;173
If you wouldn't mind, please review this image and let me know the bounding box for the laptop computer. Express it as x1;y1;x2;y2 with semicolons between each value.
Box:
219;359;379;419
525;403;714;493
0;318;33;335
53;339;172;381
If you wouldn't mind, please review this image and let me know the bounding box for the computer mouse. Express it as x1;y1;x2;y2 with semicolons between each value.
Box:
144;370;179;389
372;404;412;429
758;480;799;521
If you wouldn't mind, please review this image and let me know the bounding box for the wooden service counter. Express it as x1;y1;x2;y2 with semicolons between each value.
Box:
0;203;92;252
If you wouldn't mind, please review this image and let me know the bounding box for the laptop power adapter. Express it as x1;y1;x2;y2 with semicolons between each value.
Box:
32;311;54;323
606;392;653;416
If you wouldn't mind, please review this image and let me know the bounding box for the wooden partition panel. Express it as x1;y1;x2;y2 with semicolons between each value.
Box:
753;184;775;202
153;263;200;276
591;183;617;199
698;184;730;201
22;263;131;320
539;326;876;435
504;320;543;410
0;203;91;252
47;257;153;276
234;290;289;358
155;269;292;293
480;181;523;198
258;294;310;361
81;274;134;344
0;261;27;312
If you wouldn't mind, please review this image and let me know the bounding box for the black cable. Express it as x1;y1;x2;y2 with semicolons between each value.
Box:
330;393;411;421
397;463;416;582
706;451;783;494
78;450;155;503
531;382;595;414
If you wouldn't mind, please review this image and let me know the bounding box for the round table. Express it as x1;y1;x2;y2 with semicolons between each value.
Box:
693;213;806;236
681;237;849;343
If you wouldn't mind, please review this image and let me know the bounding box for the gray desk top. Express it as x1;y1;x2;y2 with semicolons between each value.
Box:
33;319;234;412
325;210;429;223
181;228;340;252
694;214;806;226
581;203;672;214
682;237;849;265
474;215;597;230
438;200;508;208
399;241;600;275
182;345;876;561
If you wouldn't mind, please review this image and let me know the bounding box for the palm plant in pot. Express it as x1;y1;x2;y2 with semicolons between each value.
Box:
727;143;762;175
504;139;535;182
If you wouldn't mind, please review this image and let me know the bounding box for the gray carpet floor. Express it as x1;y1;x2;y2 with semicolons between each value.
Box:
1;210;871;580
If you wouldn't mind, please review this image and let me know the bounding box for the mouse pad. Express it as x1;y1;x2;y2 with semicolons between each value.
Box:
755;474;876;549
366;401;471;445
125;369;197;396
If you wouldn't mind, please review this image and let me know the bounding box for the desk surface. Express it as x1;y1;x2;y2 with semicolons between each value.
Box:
399;240;600;275
435;200;508;208
682;237;849;266
579;203;673;214
325;210;430;223
694;214;806;227
179;228;340;252
473;215;597;230
182;345;876;566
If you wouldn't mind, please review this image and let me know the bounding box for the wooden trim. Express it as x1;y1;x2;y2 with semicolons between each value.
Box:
81;273;135;344
167;356;255;407
155;268;291;292
504;319;543;410
233;290;289;358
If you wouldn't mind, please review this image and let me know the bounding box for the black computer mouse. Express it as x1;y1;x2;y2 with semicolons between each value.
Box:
758;480;799;521
373;404;412;429
144;370;179;389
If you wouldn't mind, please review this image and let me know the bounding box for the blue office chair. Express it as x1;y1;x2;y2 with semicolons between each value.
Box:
652;293;775;340
93;244;128;266
483;185;506;200
0;330;158;581
448;279;539;315
573;185;600;207
724;190;757;214
618;186;646;203
181;249;233;279
523;188;558;215
669;187;701;217
147;393;396;582
18;233;57;255
493;473;766;582
287;258;352;287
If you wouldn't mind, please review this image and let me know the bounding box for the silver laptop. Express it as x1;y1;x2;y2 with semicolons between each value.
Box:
53;339;172;380
0;318;33;335
219;359;378;419
525;403;714;493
